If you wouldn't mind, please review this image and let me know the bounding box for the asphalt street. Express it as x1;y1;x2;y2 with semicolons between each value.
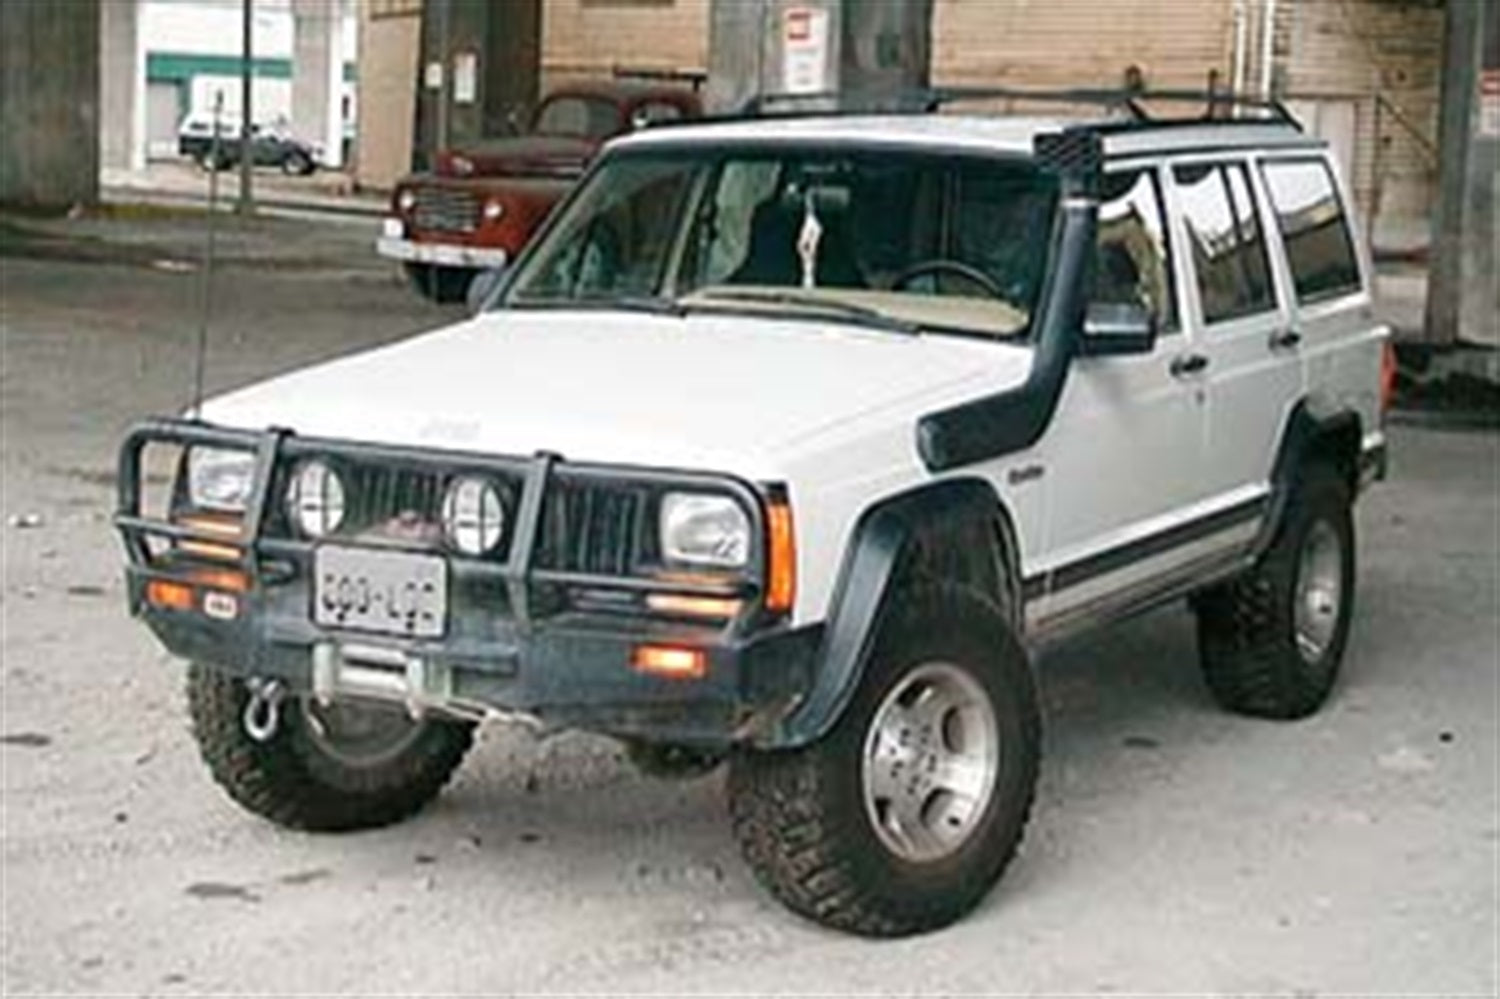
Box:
1;218;1496;996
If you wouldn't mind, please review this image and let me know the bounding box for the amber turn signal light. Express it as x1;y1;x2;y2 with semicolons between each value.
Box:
631;644;707;680
145;579;195;612
765;498;796;614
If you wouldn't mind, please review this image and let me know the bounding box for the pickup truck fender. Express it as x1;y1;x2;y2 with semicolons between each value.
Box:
762;478;1022;749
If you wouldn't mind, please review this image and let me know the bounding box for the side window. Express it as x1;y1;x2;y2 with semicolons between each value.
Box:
1261;159;1362;304
1091;168;1177;332
634;101;685;125
1174;162;1277;325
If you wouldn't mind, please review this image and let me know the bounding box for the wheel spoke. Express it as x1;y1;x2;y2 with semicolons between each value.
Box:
883;792;946;859
930;754;990;802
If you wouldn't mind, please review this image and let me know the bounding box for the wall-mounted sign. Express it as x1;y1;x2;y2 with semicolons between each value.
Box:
453;51;478;105
783;6;830;95
424;61;443;91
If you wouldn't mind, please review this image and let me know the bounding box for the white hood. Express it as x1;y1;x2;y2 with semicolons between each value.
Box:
202;310;1031;480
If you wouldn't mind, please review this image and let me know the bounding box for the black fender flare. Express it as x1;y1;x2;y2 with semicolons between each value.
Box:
1256;400;1364;557
762;478;1022;749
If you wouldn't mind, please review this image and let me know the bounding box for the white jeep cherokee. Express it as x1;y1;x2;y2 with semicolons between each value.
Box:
117;94;1390;937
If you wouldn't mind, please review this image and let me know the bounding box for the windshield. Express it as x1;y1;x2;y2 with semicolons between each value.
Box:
503;147;1059;338
532;96;622;139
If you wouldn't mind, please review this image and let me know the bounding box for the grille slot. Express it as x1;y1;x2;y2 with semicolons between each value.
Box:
538;481;648;576
411;187;480;234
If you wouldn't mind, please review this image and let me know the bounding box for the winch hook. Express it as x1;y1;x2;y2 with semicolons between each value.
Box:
243;677;286;743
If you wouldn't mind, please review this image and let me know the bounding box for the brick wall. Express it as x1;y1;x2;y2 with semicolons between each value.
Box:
932;0;1234;93
540;0;709;89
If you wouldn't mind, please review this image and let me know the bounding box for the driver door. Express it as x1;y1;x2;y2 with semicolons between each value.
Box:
1027;164;1206;632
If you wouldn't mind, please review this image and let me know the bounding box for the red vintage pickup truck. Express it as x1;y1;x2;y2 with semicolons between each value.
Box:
378;79;703;303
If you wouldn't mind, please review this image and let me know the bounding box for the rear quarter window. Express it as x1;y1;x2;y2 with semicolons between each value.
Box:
1261;159;1363;304
1173;161;1277;325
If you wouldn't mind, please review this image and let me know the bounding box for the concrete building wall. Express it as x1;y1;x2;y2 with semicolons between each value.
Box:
355;2;422;190
0;0;101;209
540;0;709;89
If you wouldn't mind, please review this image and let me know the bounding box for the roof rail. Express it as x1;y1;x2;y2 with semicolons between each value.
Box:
738;85;1301;130
929;85;1298;127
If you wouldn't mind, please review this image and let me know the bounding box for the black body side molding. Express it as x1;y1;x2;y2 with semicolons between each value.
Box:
916;130;1101;472
764;479;1018;749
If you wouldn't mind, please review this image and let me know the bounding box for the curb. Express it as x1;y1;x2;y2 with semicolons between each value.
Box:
102;186;386;220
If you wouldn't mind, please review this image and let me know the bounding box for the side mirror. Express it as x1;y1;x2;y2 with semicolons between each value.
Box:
1079;301;1157;357
466;268;507;316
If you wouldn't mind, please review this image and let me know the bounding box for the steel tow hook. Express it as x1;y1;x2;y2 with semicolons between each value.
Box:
243;678;287;743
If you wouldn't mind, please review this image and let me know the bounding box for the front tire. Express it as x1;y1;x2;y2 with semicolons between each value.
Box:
728;584;1040;937
186;665;474;832
402;262;473;304
1196;464;1356;719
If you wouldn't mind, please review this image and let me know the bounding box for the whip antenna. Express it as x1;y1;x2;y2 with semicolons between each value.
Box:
190;92;225;421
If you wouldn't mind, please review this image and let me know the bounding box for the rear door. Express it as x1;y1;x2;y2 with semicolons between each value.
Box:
1166;157;1303;523
1257;155;1380;428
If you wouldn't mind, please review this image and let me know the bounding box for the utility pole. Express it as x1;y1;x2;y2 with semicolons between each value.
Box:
236;0;254;215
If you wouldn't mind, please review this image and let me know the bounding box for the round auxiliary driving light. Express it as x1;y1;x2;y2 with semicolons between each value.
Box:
442;476;505;555
287;460;346;538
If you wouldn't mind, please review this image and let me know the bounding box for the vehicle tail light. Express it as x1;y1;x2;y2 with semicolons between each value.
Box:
1379;340;1398;414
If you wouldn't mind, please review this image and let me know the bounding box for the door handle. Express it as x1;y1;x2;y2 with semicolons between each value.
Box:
1169;353;1209;378
1270;329;1303;350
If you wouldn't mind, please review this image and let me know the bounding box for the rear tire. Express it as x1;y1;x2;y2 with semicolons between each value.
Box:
402;263;472;304
1196;464;1355;719
281;149;315;176
186;665;474;832
728;583;1040;937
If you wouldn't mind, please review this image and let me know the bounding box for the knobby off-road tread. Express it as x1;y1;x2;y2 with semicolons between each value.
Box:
728;584;1040;937
186;665;474;832
1196;465;1354;720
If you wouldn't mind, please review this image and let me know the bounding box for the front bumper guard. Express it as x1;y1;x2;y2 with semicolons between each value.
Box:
115;419;817;745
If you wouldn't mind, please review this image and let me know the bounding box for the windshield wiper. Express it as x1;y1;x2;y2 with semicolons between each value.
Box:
687;289;919;335
507;294;685;317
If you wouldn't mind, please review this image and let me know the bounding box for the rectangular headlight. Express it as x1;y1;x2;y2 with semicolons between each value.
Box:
660;492;750;568
186;447;255;513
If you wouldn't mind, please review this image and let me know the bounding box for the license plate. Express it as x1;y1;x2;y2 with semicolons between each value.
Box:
314;546;447;638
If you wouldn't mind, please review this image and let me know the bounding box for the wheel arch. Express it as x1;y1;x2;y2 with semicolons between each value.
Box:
763;476;1024;749
1258;399;1362;557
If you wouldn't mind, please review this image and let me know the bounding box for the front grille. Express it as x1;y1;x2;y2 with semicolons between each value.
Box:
536;480;650;576
412;187;480;234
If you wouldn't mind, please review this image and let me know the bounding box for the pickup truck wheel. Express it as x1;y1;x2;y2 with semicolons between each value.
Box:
728;584;1039;937
402;263;472;304
1196;465;1355;719
185;664;474;832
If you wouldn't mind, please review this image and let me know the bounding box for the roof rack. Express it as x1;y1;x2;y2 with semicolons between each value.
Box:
738;85;1301;131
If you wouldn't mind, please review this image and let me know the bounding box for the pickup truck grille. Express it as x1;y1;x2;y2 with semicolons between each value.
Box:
411;187;480;234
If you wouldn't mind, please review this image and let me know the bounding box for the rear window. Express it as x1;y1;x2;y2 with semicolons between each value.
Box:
1261;160;1362;304
1174;162;1276;325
